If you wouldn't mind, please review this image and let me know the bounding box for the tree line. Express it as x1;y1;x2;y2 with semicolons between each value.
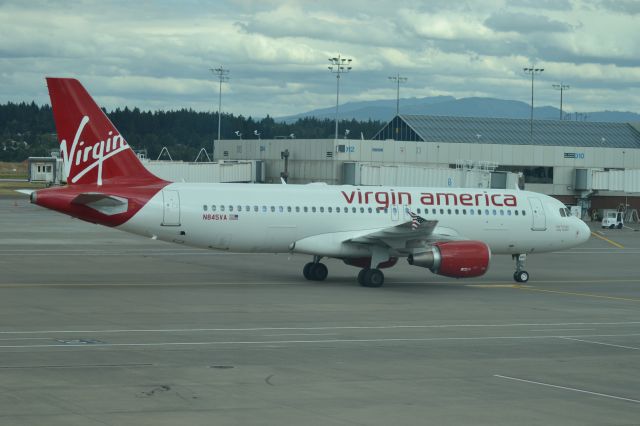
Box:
0;102;384;162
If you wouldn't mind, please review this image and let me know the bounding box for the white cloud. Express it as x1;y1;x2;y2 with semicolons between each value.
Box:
0;0;638;116
485;11;573;34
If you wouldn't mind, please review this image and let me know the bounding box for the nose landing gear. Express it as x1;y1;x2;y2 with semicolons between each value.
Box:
303;256;328;281
512;254;529;283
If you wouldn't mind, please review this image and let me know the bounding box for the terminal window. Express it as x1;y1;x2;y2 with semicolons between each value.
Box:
497;166;554;184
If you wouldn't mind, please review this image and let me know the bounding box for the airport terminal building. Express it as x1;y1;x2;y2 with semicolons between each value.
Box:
215;115;640;217
30;114;640;219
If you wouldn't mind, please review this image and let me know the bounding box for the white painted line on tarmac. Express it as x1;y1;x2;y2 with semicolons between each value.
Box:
1;321;639;335
0;252;263;257
263;333;338;337
0;336;566;349
494;374;640;404
2;333;640;350
559;337;640;351
3;279;640;288
0;337;53;341
530;328;595;332
0;282;298;288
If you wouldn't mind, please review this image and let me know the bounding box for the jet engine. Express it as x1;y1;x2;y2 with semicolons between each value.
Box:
407;241;491;278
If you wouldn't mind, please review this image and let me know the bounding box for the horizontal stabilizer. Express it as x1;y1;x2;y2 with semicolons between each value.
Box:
71;192;128;215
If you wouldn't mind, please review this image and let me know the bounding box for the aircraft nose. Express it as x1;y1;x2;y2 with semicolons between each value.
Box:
577;220;591;244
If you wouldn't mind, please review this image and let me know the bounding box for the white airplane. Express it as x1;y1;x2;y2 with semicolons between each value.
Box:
24;78;591;287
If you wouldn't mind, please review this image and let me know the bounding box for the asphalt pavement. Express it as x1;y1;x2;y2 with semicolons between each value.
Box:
1;196;639;426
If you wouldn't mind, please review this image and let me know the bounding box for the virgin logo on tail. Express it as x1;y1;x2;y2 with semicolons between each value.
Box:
60;115;130;186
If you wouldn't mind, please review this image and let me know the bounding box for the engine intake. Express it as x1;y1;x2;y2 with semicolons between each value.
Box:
407;241;491;278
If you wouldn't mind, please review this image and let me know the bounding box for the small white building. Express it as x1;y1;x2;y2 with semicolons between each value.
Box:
28;156;63;184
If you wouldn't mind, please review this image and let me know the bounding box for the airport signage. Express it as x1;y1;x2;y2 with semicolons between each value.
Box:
564;152;585;159
336;145;355;153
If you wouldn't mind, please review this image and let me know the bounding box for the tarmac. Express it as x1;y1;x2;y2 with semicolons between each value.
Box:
1;196;639;426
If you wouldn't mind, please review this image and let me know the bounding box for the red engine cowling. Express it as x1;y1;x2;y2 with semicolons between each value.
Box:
407;241;491;278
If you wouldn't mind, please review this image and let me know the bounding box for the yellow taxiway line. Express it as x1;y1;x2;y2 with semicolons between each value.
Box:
516;286;640;303
591;231;625;249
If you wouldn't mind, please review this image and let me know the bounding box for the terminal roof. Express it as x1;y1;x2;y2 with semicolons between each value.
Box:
373;115;640;149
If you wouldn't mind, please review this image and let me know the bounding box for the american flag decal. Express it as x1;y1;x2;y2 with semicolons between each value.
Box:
408;211;426;230
229;214;239;220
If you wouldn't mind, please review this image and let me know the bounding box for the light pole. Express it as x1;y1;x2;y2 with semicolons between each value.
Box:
523;66;544;140
328;55;352;139
210;66;229;157
388;73;408;117
552;83;570;120
623;150;628;212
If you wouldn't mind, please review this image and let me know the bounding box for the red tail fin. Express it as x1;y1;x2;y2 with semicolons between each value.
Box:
46;78;161;186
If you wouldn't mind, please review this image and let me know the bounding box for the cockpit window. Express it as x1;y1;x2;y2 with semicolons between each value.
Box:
559;208;566;217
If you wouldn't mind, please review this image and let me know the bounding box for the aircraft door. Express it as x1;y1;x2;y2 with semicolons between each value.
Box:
162;190;181;226
402;205;410;221
390;205;400;221
528;197;546;231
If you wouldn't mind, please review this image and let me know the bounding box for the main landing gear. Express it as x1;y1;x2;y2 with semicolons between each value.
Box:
303;256;328;281
301;258;384;287
512;254;529;283
302;249;389;288
356;246;389;287
357;268;384;288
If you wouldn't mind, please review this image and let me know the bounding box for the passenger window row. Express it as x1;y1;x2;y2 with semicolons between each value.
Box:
202;204;528;217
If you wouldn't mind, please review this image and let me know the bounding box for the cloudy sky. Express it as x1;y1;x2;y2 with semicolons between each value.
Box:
1;0;639;117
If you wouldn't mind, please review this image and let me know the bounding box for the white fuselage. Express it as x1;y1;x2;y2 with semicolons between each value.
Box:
119;183;591;257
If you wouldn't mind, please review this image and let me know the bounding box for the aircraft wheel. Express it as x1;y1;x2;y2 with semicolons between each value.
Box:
357;268;369;286
362;269;384;288
303;262;314;280
310;263;328;281
514;270;529;283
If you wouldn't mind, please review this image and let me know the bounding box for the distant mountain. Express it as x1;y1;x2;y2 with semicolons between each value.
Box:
278;96;640;123
279;96;455;122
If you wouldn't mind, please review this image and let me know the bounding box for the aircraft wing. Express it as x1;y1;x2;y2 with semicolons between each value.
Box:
348;218;439;244
346;214;464;251
293;213;466;257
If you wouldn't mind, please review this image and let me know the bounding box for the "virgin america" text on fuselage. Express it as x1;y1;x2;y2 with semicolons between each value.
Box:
340;190;517;209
